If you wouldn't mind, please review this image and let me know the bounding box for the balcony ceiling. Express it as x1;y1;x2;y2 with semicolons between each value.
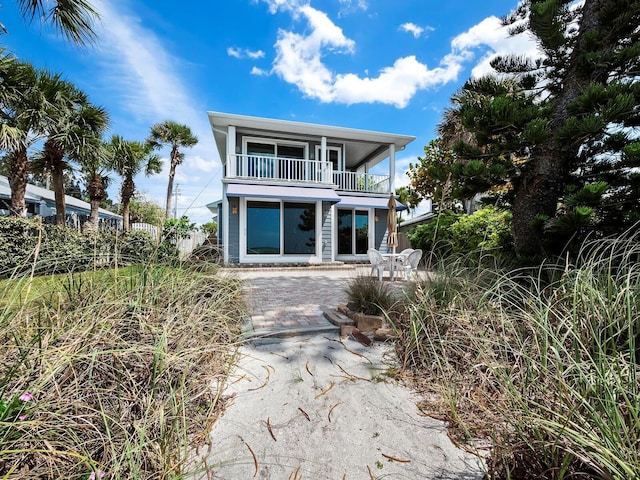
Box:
209;111;415;169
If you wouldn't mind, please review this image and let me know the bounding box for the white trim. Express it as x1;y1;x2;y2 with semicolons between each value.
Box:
389;143;396;192
315;144;342;171
222;183;229;263
330;203;336;262
334;205;374;261
238;197;323;264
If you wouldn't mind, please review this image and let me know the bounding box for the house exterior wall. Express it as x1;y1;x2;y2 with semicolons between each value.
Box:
374;208;387;250
321;202;332;262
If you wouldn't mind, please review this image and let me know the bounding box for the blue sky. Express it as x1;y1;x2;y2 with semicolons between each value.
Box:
1;0;537;224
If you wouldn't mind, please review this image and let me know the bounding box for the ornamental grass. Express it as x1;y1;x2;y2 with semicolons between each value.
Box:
0;251;245;479
393;229;640;479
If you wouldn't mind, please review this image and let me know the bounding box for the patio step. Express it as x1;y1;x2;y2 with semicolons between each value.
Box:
241;324;340;344
323;309;354;327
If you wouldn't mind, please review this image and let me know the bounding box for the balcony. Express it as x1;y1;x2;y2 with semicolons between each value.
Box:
226;154;390;193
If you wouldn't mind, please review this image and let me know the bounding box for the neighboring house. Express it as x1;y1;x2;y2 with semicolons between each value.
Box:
207;111;414;265
0;175;121;228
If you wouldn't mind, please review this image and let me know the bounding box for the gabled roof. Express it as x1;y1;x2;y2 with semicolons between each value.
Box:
208;111;415;170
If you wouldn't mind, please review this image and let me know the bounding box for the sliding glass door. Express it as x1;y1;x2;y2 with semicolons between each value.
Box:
337;208;369;256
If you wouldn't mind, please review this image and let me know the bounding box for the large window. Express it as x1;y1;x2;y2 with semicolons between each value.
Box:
247;201;280;254
284;202;316;254
337;208;368;255
246;200;316;256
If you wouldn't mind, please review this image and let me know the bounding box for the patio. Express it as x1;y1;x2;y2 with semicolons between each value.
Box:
221;265;419;338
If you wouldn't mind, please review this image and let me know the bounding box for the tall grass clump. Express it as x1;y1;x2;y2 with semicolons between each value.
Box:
0;250;245;478
345;275;399;315
396;229;640;479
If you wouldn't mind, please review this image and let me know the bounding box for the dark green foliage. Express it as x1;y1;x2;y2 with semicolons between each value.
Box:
450;207;513;253
0;217;39;276
200;221;218;237
0;217;160;277
408;207;512;261
116;230;158;264
407;211;461;259
345;276;397;316
427;0;640;257
159;216;195;261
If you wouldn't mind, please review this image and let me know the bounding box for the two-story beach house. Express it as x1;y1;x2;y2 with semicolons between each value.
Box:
208;112;414;265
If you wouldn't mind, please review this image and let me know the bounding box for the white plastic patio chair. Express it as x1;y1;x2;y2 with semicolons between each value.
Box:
392;248;415;279
367;248;388;281
398;249;422;280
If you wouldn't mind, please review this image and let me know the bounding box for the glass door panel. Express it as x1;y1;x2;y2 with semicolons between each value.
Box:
355;210;369;254
246;142;275;178
337;209;353;255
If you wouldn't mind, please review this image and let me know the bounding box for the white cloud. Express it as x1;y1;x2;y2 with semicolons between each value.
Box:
400;22;435;38
184;155;217;173
251;66;269;76
227;47;243;58
338;0;368;16
247;49;265;59
451;15;540;78
260;0;306;14
228;47;265;59
400;22;423;38
266;3;539;108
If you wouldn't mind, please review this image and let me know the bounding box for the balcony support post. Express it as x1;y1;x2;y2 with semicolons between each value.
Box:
226;125;236;176
389;143;396;193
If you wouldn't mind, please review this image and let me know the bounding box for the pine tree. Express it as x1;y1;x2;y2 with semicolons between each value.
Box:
439;0;640;257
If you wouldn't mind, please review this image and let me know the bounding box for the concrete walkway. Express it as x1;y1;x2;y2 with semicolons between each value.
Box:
194;267;485;479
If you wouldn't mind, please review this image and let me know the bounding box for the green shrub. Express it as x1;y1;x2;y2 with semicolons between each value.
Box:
407;208;513;264
0;217;40;276
0;218;161;277
449;206;512;253
116;229;158;264
407;210;460;259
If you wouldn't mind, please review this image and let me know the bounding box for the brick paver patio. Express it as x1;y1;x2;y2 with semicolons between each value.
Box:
222;267;365;332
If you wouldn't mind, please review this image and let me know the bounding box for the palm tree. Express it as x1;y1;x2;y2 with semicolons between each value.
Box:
0;60;52;216
2;0;99;46
32;78;109;224
76;137;111;229
107;135;162;232
147;121;197;220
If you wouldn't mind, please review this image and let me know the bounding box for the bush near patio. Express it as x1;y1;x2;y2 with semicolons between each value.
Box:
0;260;245;478
389;230;640;479
407;207;513;262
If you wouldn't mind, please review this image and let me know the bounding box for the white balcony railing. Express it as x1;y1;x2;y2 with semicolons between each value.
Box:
333;171;390;193
227;154;332;183
225;154;391;193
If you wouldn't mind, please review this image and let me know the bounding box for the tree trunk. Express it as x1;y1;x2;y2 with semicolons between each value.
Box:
51;163;66;225
121;176;135;232
8;147;29;217
87;174;104;230
165;161;176;221
165;145;179;220
43;140;68;225
511;0;606;257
